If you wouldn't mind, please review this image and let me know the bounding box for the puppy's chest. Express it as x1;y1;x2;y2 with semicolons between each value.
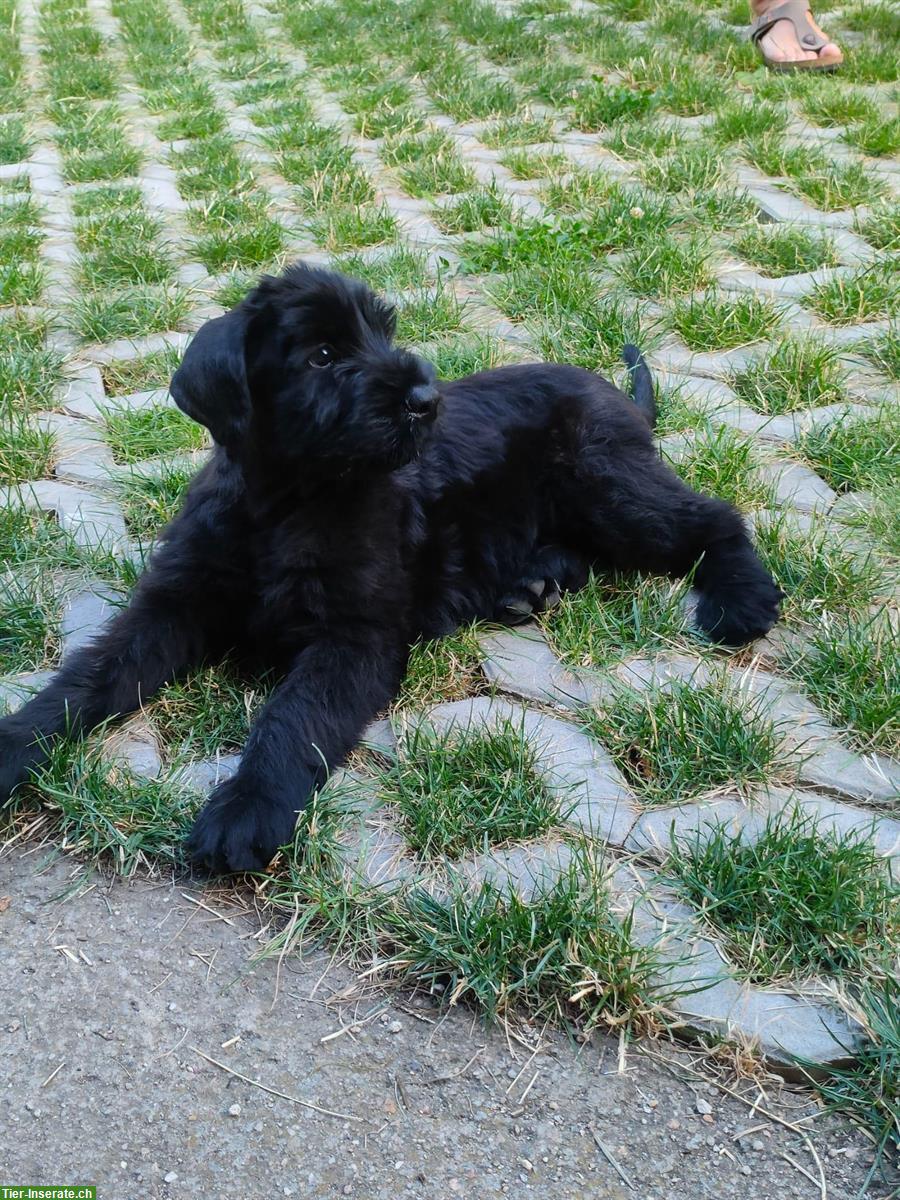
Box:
249;522;402;636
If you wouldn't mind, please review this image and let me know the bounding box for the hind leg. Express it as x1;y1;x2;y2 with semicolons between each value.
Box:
494;545;589;624
564;449;781;646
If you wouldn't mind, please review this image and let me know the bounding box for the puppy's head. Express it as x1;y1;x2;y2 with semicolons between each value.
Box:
170;263;439;475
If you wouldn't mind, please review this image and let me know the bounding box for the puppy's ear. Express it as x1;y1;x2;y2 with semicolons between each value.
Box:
170;309;250;448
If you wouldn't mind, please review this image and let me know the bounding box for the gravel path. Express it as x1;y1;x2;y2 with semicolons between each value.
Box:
0;844;890;1199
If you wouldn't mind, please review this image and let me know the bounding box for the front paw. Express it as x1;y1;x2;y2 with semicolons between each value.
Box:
696;575;784;646
186;777;299;874
0;724;39;805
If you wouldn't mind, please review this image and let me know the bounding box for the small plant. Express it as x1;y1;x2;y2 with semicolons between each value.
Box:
382;720;560;858
667;809;898;982
670;426;770;510
543;571;692;669
808;264;898;325
0;414;55;485
397;625;485;709
798;404;899;495
783;612;899;755
670;293;783;352
731;337;847;414
585;679;787;808
732;224;838;278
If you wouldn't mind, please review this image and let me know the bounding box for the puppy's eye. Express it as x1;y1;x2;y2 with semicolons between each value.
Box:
308;344;335;369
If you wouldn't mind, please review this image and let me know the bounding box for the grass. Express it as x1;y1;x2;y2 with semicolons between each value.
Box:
789;160;886;213
863;325;900;380
0;117;30;165
427;334;516;381
731;337;847;415
669;426;770;511
797;405;899;495
99;347;184;395
536;295;656;375
433;188;514;235
71;287;192;344
15;737;196;874
755;513;888;621
543;571;693;670
584;679;787;808
667;808;898;982
382;720;560;858
101;403;208;465
641;143;730;195
616;233;714;299
0;321;62;415
116;461;195;542
333;248;432;294
807;265;898;326
0;416;55;485
844;115;900;159
308;204;398;253
0;571;60;674
669;293;784;352
264;809;661;1036
397;626;485;709
148;664;269;759
782;612;899;756
394;285;468;344
732;224;838;278
858;201;900;253
383;132;476;198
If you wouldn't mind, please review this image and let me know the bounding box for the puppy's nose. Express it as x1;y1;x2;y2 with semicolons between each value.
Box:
405;384;440;419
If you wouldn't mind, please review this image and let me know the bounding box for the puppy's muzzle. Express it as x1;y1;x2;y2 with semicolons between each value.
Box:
405;384;440;421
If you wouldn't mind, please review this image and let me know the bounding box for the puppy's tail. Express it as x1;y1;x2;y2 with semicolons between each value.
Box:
622;344;656;428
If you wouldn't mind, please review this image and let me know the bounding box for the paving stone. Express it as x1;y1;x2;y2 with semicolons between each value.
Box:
3;480;128;555
103;717;162;779
608;867;862;1078
0;671;55;715
61;585;123;659
174;754;242;794
625;796;767;859
758;785;900;861
799;742;900;807
479;625;612;709
757;460;838;513
419;696;637;846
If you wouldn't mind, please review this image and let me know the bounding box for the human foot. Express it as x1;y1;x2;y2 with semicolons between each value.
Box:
751;1;842;70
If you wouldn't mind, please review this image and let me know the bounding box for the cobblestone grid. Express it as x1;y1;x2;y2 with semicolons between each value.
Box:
0;0;897;1075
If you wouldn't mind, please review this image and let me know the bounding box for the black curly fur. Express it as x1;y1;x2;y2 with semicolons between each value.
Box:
0;263;782;873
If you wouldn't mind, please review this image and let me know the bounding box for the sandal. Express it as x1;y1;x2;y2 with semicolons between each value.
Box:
750;1;843;72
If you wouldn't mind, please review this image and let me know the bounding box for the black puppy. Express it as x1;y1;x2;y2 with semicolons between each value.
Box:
0;264;781;872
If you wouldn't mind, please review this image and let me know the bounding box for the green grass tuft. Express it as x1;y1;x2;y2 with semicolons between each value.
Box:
670;293;783;352
383;720;560;858
585;679;787;808
668;808;898;983
731;337;847;415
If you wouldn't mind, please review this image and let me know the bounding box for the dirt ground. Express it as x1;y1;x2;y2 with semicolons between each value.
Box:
0;842;891;1199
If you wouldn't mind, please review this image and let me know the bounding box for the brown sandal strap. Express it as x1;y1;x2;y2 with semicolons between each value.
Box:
750;0;829;53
